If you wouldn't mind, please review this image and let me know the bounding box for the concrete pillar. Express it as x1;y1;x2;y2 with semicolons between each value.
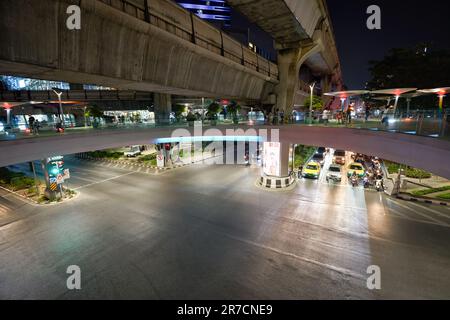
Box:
275;48;303;115
262;142;290;178
154;93;172;124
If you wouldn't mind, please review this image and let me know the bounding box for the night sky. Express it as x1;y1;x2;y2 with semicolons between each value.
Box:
326;0;450;89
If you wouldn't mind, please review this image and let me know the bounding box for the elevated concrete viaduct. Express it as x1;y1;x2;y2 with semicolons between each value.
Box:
0;0;278;109
228;0;343;112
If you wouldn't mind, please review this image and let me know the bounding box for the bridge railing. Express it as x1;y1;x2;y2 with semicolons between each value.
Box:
0;90;153;102
99;0;279;81
0;110;448;142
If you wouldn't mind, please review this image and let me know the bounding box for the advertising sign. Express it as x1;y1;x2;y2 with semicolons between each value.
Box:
263;142;280;177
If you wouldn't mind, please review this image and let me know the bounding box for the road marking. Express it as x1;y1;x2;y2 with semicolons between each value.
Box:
73;172;135;190
219;232;365;280
406;201;450;220
387;206;450;227
388;198;450;226
0;203;8;214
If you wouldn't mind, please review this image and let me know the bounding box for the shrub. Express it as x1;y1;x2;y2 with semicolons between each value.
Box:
411;185;450;197
10;176;35;191
437;193;450;200
137;154;157;162
87;151;122;159
383;160;431;179
405;168;431;179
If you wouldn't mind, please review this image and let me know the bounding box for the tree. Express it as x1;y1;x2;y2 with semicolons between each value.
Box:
206;102;222;120
85;104;103;127
304;95;324;110
367;45;450;90
366;45;450;109
172;104;186;122
227;101;241;123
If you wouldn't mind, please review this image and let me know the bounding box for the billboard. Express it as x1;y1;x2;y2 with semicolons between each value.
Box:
263;142;280;177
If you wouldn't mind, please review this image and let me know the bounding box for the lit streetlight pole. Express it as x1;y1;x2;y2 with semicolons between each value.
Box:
52;88;65;128
309;82;316;124
3;103;12;125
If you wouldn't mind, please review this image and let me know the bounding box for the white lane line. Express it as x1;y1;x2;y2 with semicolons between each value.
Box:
73;172;135;190
406;201;450;219
219;232;365;280
0;186;36;205
388;206;449;228
69;175;97;183
0;204;8;214
388;198;450;227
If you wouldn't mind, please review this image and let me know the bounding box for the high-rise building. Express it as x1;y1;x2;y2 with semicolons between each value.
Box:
176;0;231;26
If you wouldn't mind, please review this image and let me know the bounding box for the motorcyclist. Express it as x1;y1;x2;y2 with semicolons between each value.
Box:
351;172;358;187
375;174;384;191
363;175;370;188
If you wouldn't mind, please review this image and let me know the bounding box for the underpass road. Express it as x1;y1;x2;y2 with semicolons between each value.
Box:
0;160;450;299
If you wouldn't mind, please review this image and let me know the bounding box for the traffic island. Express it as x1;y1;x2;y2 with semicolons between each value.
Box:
256;175;297;191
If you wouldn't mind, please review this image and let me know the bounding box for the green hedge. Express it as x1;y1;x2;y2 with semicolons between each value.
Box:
0;168;35;191
137;154;157;162
384;160;431;179
87;150;123;159
437;193;450;200
412;185;450;197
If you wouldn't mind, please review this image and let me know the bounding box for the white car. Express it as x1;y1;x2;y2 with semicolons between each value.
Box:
124;145;141;157
326;164;342;182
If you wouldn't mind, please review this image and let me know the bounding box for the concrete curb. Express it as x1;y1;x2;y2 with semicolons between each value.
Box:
396;193;449;206
257;175;296;190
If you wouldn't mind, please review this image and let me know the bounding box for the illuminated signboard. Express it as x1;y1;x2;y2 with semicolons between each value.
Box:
263;142;280;177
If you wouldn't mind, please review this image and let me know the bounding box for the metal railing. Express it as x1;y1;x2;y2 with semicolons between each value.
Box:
99;0;279;80
1;110;449;142
0;89;153;102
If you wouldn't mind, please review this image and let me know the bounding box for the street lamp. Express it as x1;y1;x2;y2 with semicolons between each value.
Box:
2;102;12;125
52;88;65;127
309;82;316;124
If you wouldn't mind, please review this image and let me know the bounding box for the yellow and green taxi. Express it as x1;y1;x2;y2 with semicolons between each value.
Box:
303;161;321;179
347;162;366;178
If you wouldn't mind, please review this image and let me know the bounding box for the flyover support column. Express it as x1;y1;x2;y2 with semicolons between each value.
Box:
154;93;172;125
258;142;295;189
275;48;303;118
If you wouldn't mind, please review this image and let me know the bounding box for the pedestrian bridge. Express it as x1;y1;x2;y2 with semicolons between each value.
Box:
0;0;278;101
1;123;449;179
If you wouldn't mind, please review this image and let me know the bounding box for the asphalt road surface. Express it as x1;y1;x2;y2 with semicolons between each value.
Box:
1;157;450;299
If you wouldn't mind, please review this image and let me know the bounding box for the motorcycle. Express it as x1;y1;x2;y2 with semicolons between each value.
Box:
363;177;370;189
351;175;358;187
375;176;384;192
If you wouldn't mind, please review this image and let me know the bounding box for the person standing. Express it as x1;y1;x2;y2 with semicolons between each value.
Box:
346;104;353;124
33;119;40;135
28;115;35;134
365;105;370;122
322;108;329;125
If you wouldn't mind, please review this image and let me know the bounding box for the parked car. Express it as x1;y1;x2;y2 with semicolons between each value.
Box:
124;145;142;157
